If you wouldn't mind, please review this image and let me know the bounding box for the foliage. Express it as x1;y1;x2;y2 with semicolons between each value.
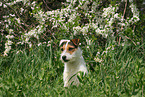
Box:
0;0;144;56
0;0;145;96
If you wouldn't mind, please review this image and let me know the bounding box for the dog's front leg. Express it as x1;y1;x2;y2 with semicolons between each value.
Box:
63;71;69;87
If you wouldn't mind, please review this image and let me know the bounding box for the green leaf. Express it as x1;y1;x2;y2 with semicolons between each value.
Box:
38;68;44;80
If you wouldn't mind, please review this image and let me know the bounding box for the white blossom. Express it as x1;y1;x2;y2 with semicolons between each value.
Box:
47;41;51;47
25;37;29;42
94;57;102;63
10;14;15;17
73;26;81;35
3;4;7;8
129;3;140;23
15;18;21;23
38;43;42;46
102;5;118;17
2;0;141;56
7;40;13;45
16;50;23;54
6;35;14;39
28;42;32;48
114;13;119;18
86;39;92;45
20;8;24;13
81;26;89;34
0;2;2;7
3;40;13;56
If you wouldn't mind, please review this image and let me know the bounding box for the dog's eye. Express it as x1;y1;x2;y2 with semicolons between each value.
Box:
69;48;75;51
61;48;63;51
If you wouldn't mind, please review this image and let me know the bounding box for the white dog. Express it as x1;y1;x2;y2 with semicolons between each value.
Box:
60;39;88;87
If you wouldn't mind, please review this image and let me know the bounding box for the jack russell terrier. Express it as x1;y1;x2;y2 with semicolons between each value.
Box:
59;39;88;87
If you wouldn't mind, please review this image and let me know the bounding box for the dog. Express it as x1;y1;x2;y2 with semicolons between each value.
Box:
59;39;88;87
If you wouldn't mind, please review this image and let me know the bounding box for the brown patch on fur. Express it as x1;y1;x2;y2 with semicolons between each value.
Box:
70;39;80;48
61;44;77;54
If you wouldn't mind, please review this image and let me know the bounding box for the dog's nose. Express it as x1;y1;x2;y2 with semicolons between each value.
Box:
62;56;66;60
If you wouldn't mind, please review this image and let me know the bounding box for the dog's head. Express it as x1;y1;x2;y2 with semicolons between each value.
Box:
59;39;81;63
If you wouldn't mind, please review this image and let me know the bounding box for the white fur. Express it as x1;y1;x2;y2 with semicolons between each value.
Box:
60;40;88;87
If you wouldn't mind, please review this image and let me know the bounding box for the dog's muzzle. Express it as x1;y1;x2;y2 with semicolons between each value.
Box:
62;55;69;62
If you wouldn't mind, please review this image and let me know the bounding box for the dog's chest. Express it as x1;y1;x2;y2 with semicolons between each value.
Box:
63;63;79;81
64;62;80;73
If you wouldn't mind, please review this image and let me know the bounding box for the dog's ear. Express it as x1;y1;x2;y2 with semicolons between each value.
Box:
59;40;65;46
59;40;70;46
59;40;63;46
70;39;80;48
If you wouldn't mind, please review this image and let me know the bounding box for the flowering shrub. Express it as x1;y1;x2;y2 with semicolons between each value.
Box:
0;0;142;56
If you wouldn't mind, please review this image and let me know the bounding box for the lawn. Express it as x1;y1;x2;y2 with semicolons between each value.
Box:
0;43;144;97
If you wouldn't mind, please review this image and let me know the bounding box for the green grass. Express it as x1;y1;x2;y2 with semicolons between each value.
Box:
0;43;144;97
